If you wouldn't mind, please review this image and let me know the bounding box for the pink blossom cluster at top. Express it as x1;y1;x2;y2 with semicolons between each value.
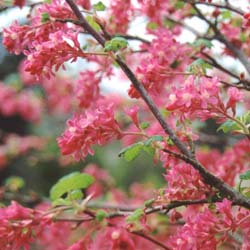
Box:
57;104;122;160
0;82;43;122
168;199;250;250
128;28;191;99
3;0;85;79
108;0;133;34
166;76;243;122
23;30;85;79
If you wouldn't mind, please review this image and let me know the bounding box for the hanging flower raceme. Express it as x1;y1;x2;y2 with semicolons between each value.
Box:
24;30;85;79
168;199;250;249
0;201;39;250
75;70;102;109
128;28;191;99
57;104;122;160
164;162;212;201
166;76;243;122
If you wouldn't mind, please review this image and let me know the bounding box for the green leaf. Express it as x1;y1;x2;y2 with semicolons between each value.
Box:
52;198;71;207
5;176;25;191
96;210;107;222
86;15;101;31
41;13;50;23
126;208;144;223
240;170;250;180
50;172;94;201
221;10;232;19
93;1;106;11
187;58;212;74
217;120;240;133
140;122;150;130
67;189;83;200
147;22;158;30
167;138;174;146
174;1;185;9
144;135;164;146
104;37;128;52
118;142;144;162
144;198;155;208
193;38;213;48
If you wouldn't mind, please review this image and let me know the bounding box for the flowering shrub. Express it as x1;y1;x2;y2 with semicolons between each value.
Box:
1;0;250;249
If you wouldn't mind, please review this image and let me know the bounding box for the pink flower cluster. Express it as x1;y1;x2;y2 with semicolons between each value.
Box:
0;82;43;122
198;138;250;187
0;201;37;250
75;70;101;109
168;199;250;249
166;76;243;122
57;105;122;160
128;29;191;99
3;0;84;79
108;0;133;34
24;30;85;79
164;162;212;201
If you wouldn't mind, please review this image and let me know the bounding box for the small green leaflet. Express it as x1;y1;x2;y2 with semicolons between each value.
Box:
50;172;94;201
104;37;128;52
41;13;50;23
118;136;163;162
240;171;250;181
187;58;212;74
93;1;106;11
86;15;101;31
126;208;144;223
217;120;240;134
96;210;107;222
192;38;213;48
5;176;25;191
217;112;250;135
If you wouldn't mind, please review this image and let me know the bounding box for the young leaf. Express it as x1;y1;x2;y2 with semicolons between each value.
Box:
104;37;128;52
118;142;144;162
41;13;50;23
96;209;107;222
93;1;106;11
50;172;94;201
240;170;250;181
126;208;144;223
217;120;240;134
192;38;213;48
86;15;101;31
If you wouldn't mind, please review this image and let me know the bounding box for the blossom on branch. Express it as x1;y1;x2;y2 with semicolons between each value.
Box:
57;104;122;160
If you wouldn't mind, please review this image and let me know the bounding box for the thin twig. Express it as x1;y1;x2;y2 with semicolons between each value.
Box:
192;4;250;77
132;231;170;250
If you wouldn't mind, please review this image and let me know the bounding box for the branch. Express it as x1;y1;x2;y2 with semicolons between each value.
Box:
195;1;244;16
192;4;250;77
65;0;250;209
65;0;193;158
132;231;170;250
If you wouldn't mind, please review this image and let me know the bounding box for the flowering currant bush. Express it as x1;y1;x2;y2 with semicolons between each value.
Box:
1;0;250;249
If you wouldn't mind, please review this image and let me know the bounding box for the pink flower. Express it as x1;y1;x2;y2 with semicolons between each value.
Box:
0;201;36;250
243;13;250;28
75;70;101;109
57;105;122;160
164;163;212;201
108;0;133;34
24;30;85;79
